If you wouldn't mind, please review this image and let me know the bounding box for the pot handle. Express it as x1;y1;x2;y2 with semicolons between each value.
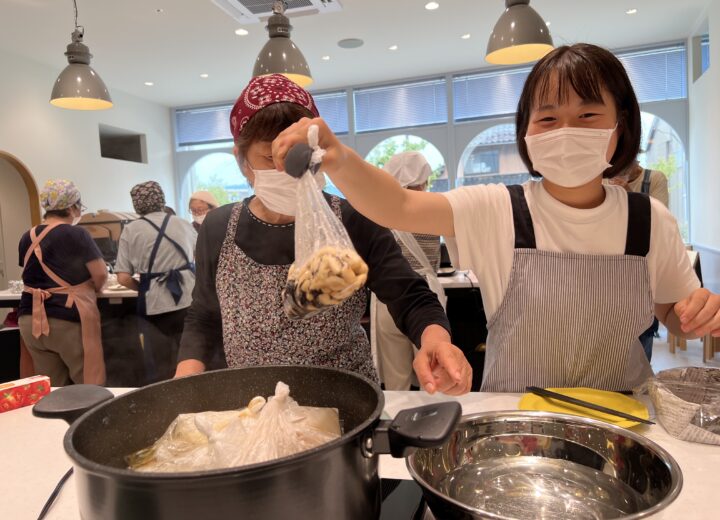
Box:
33;384;114;425
370;402;461;458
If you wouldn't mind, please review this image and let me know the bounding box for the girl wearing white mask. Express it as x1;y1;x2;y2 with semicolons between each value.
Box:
273;44;719;392
176;75;472;396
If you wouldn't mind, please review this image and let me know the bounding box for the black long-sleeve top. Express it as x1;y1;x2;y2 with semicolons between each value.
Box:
178;196;449;367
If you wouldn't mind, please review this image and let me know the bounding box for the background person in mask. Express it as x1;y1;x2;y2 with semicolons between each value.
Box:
371;151;444;390
17;179;107;386
273;44;717;393
188;191;219;231
175;74;471;396
116;181;197;383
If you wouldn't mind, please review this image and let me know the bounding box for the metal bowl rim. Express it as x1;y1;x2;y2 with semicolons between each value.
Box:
406;410;683;520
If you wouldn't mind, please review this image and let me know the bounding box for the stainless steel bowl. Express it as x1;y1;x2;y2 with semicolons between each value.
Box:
407;411;682;520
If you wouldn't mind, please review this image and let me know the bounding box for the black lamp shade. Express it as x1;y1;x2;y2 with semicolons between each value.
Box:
253;37;313;88
486;0;554;65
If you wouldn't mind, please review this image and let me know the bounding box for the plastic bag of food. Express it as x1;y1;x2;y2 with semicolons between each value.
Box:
206;382;341;468
282;125;369;320
126;382;341;472
639;367;720;445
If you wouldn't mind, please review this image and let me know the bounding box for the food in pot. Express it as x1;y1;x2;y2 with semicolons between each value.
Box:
284;246;369;317
126;382;341;472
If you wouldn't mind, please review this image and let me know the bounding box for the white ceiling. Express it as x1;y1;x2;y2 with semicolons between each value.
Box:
0;0;710;107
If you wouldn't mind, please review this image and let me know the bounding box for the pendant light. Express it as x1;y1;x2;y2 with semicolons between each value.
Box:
252;1;313;87
485;0;554;65
50;0;112;110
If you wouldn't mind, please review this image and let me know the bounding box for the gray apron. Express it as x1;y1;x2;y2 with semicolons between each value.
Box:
481;185;654;392
215;199;377;381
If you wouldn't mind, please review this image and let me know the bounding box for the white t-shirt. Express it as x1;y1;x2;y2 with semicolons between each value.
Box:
444;181;699;320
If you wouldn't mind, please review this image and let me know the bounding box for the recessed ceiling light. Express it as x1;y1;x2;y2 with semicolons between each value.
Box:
144;82;154;86
388;44;398;51
338;38;364;49
200;73;209;78
235;28;249;36
321;55;330;61
155;8;164;14
626;8;638;15
425;2;440;10
461;33;471;40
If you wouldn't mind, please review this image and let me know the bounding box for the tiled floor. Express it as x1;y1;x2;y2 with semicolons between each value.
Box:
651;327;720;372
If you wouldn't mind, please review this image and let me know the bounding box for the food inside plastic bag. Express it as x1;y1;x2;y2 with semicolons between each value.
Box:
282;125;369;320
640;367;720;445
126;382;341;472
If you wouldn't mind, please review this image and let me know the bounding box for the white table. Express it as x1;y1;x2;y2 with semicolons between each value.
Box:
0;288;138;307
437;270;478;290
1;390;718;519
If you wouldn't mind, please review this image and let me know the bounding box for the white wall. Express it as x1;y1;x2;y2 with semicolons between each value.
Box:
0;49;176;214
689;0;720;291
0;159;32;288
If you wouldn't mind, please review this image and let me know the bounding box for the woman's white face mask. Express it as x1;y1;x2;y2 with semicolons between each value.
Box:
525;125;617;188
192;214;206;226
251;167;326;216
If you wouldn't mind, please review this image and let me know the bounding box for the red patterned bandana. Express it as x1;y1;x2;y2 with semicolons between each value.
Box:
229;74;319;140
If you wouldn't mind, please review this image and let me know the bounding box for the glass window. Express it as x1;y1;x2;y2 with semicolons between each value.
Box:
453;67;531;121
175;106;233;149
618;46;687;102
637;111;689;240
182;153;252;213
457;124;529;187
701;35;710;75
354;79;448;133
364;135;448;192
314;91;349;134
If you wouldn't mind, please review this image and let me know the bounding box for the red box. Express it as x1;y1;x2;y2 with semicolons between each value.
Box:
0;375;51;413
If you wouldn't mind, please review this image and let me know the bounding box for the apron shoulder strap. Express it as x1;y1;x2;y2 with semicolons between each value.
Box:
641;169;652;195
625;192;651;257
141;214;191;272
507;185;536;249
23;223;71;287
142;214;172;273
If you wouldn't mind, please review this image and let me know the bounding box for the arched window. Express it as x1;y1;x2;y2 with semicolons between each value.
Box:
457;123;529;188
181;153;252;214
638;111;689;240
363;134;448;192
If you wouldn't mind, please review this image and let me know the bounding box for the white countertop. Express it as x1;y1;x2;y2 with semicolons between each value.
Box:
0;287;138;302
0;271;476;304
1;389;718;519
436;269;478;289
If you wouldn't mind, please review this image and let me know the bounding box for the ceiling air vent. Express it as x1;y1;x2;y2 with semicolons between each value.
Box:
212;0;342;25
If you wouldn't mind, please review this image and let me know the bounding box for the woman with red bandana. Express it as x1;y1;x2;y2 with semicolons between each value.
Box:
175;75;471;395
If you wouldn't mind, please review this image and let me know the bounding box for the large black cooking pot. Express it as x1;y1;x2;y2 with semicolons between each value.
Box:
33;365;461;520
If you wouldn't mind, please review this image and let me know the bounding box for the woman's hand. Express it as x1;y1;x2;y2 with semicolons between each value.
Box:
674;288;720;337
272;117;348;175
414;325;472;395
174;359;206;378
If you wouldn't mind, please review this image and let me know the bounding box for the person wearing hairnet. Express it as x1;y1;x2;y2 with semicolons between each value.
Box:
371;152;446;390
18;179;107;386
189;191;219;231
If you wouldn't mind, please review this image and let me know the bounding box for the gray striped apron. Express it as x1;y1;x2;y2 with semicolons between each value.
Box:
481;185;654;392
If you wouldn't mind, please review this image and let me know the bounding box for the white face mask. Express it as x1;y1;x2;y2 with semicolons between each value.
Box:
525;126;616;188
252;168;326;216
192;214;206;226
72;216;82;226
